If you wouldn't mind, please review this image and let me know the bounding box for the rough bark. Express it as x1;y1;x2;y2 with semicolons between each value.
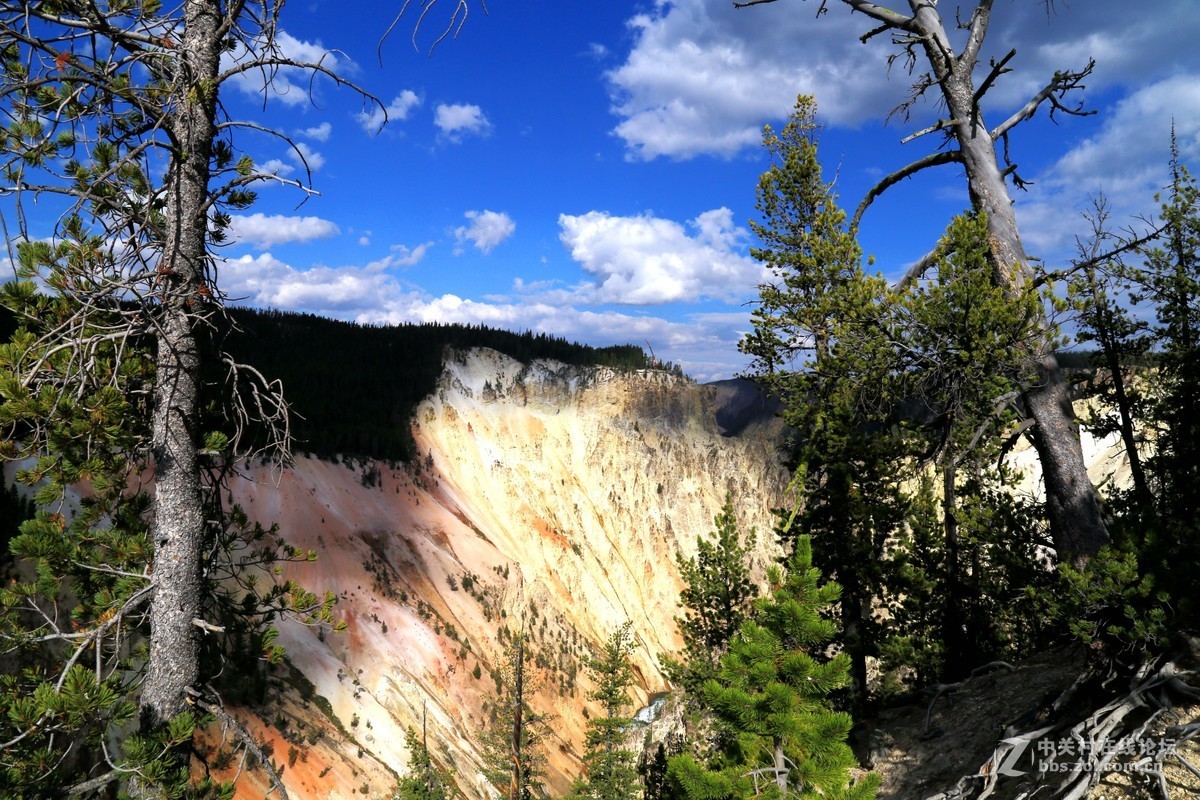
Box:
139;0;222;745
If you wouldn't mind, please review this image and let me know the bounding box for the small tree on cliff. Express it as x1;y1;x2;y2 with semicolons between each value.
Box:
483;627;548;800
395;722;458;800
661;496;758;699
570;622;640;800
667;536;877;800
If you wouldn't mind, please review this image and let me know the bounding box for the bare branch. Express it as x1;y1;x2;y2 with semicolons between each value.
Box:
900;117;960;144
851;149;962;232
991;59;1097;141
958;0;994;67
972;47;1016;107
893;248;939;292
1035;223;1165;289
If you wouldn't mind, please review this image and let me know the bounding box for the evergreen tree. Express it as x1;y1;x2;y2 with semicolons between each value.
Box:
0;3;368;794
395;724;457;800
570;623;640;800
662;497;758;698
890;212;1049;676
740;94;909;712
1142;144;1200;527
1067;197;1154;512
483;628;547;800
667;536;877;800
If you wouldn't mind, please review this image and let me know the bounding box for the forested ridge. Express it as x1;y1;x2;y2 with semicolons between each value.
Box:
214;308;654;462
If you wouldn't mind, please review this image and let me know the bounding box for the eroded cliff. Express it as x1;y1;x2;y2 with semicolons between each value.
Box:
215;348;789;799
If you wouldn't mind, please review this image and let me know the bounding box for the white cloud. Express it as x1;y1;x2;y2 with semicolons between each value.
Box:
606;0;1200;161
435;103;491;141
222;31;346;107
365;242;434;270
606;0;899;160
257;158;295;177
454;210;515;254
1015;73;1200;258
220;251;749;376
299;122;332;142
359;90;422;134
288;142;325;172
228;213;340;249
557;208;764;304
223;253;399;312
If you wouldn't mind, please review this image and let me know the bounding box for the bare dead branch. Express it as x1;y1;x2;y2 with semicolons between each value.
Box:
991;59;1097;141
972;48;1016;107
851;149;962;232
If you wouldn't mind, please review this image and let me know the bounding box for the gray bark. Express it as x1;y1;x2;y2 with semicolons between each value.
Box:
139;0;222;742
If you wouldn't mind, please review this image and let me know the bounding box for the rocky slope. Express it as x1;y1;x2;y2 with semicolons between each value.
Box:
214;348;790;799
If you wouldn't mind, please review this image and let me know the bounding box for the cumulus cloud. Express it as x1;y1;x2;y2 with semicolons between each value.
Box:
366;241;434;270
454;210;515;254
358;90;422;134
435;103;491;141
606;0;899;160
257;158;295;177
220;251;749;377
299;122;332;142
228;213;340;249
557;207;764;304
288;142;325;171
606;0;1200;160
1015;73;1200;258
223;253;400;312
223;31;346;107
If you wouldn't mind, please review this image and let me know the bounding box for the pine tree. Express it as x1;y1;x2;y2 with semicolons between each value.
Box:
395;723;457;800
662;497;758;698
570;623;640;800
740;94;909;712
890;212;1047;676
1067;196;1154;512
0;2;367;794
483;628;547;800
667;536;877;800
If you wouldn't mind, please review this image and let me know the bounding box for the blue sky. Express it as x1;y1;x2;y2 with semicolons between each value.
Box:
160;2;1200;378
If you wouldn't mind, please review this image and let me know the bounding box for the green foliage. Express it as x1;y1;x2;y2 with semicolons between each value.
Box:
742;95;1065;702
1058;545;1168;655
667;536;877;800
395;726;457;800
569;623;640;800
661;497;758;698
482;631;547;800
1061;147;1200;657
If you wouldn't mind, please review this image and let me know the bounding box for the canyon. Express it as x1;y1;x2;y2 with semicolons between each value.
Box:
213;348;791;799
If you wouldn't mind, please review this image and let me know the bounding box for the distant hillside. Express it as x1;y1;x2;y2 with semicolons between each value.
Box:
216;308;653;462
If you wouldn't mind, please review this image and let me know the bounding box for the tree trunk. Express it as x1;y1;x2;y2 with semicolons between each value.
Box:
138;0;221;769
940;456;965;680
1084;264;1152;509
912;2;1108;567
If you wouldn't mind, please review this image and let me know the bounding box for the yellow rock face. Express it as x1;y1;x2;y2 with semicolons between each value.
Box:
226;348;788;800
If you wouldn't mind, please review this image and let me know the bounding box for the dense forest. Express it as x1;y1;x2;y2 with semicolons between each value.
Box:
214;308;657;462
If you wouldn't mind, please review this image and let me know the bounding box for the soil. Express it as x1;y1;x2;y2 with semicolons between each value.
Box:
866;643;1200;800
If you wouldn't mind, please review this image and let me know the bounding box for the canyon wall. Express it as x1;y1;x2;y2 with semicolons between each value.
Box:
219;349;790;799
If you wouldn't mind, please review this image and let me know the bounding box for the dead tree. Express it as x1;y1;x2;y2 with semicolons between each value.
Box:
736;0;1108;566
